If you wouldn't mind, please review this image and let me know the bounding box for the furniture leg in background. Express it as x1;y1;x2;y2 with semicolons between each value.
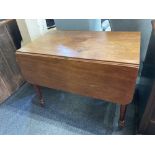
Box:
119;105;127;127
33;85;45;107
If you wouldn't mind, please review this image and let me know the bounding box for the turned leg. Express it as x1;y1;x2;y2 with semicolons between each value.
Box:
33;85;45;106
119;105;127;128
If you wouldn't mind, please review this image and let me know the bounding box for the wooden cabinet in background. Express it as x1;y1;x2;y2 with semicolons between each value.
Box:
0;19;24;103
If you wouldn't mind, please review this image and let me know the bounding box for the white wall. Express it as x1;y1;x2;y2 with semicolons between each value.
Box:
16;19;48;46
16;19;31;45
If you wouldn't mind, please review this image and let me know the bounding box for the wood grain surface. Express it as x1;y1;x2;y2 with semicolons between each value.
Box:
16;30;140;105
16;53;139;105
17;30;140;65
0;20;24;103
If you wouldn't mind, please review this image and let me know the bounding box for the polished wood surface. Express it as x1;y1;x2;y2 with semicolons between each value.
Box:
17;30;140;66
16;30;140;105
16;52;139;105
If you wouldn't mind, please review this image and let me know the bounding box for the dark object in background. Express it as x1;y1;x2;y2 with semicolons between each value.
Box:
101;19;111;31
138;20;155;134
46;19;56;29
3;19;22;49
7;20;22;49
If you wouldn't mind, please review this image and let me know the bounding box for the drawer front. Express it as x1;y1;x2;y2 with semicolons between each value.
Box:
16;53;138;105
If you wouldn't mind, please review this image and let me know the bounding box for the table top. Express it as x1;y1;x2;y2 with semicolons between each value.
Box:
17;30;140;66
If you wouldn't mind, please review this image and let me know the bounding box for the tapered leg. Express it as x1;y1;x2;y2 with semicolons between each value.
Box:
119;105;127;128
33;85;45;106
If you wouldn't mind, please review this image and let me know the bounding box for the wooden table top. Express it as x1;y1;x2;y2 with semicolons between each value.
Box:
17;30;140;66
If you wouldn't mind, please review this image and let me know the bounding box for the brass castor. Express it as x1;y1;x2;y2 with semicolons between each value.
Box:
119;105;127;128
119;120;125;128
40;98;45;107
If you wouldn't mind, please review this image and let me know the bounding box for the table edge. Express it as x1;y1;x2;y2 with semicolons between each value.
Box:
16;51;139;68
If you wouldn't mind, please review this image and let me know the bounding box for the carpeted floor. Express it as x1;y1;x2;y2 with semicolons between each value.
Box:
0;83;136;135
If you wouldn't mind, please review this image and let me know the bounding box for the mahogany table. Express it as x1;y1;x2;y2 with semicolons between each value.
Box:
16;30;140;127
